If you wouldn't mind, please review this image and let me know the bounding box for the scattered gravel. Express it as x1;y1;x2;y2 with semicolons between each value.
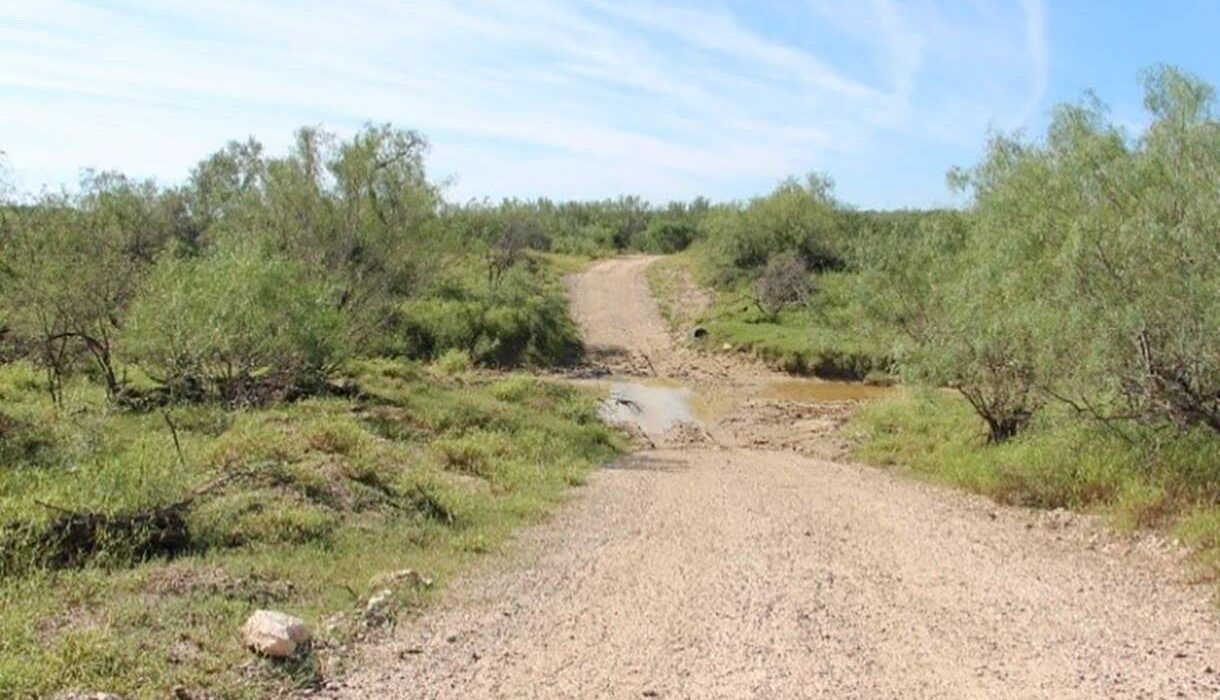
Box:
325;257;1219;699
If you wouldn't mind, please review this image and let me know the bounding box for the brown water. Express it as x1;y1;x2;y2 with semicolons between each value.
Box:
589;376;892;438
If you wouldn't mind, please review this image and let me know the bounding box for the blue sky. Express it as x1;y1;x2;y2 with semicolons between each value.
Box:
2;1;1219;208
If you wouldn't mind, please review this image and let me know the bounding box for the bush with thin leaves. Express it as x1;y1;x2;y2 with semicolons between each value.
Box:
123;239;349;403
703;173;843;282
0;184;147;402
391;264;580;368
947;66;1220;437
635;220;697;254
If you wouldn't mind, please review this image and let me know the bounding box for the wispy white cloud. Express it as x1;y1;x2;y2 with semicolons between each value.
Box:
0;0;1050;205
1016;0;1051;124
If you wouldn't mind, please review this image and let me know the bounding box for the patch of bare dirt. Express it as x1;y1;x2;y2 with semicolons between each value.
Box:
657;421;714;449
715;398;856;459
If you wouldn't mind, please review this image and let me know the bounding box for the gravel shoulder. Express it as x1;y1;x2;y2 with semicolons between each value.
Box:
331;256;1219;699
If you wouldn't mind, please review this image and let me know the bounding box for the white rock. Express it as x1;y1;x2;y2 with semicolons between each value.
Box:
366;588;394;614
241;610;311;658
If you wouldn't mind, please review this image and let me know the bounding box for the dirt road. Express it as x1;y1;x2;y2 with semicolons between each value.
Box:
334;257;1219;698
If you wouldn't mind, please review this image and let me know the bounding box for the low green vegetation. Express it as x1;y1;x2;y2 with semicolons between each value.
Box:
0;358;620;698
643;175;925;381
386;259;581;368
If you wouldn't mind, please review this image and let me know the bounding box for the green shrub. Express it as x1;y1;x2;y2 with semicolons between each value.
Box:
0;186;147;401
550;224;616;256
433;348;473;376
922;66;1220;439
123;240;349;402
656;254;890;381
391;265;580;368
488;376;536;402
635;220;697;253
703;174;843;281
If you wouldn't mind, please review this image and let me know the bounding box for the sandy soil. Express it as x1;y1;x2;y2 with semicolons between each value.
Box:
328;256;1219;699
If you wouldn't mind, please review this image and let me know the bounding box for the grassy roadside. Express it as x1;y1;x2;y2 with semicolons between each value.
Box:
0;359;622;699
646;252;890;380
847;390;1220;591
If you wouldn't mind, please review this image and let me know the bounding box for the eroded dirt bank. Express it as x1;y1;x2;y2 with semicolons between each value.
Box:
330;256;1219;699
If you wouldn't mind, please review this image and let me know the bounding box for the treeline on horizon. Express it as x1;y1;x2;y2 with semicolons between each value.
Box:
0;64;1216;445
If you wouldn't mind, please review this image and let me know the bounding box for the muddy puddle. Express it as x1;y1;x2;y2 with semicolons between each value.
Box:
591;376;891;438
598;381;695;436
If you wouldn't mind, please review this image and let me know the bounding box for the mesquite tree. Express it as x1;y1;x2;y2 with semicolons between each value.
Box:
0;177;158;402
882;66;1220;441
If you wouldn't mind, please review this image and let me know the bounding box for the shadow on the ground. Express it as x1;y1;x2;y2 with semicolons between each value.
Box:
602;454;688;473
